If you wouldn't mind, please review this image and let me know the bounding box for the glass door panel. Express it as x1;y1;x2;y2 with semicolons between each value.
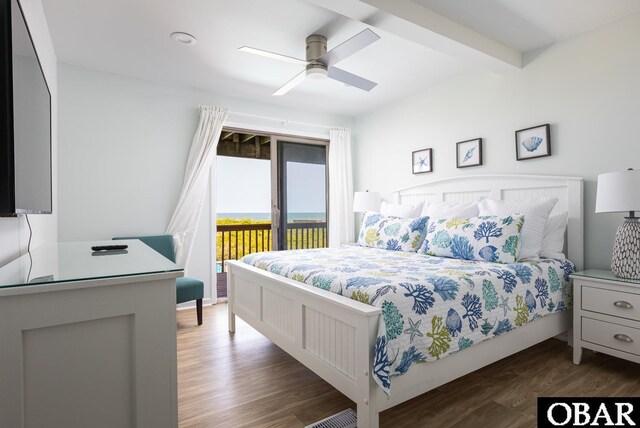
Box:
276;141;327;250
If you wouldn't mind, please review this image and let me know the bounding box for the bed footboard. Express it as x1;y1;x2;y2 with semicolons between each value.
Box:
227;261;382;427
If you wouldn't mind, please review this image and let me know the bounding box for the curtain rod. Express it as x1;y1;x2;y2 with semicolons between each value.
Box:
199;105;339;131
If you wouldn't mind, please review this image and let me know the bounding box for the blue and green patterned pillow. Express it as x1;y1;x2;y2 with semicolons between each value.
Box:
418;215;525;263
357;212;429;252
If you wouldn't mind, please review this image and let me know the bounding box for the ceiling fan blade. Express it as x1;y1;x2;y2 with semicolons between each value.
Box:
319;28;380;66
328;66;377;92
239;46;309;66
273;70;308;96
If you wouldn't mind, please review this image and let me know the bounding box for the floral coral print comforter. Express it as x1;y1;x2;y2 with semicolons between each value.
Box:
241;246;573;396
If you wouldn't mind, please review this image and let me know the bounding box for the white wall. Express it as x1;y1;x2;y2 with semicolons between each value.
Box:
353;12;640;270
57;63;352;303
0;0;57;267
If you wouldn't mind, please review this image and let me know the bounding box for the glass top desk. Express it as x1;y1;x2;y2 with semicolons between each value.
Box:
0;239;182;427
0;240;183;291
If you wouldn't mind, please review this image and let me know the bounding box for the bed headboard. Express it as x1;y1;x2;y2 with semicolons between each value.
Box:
393;174;584;270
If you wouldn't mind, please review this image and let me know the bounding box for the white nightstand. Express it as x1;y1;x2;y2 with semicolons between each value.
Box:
572;269;640;365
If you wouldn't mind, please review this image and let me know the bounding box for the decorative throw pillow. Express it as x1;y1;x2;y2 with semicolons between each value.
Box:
380;201;423;218
420;201;479;219
418;214;525;263
540;212;568;260
357;212;429;252
478;197;557;260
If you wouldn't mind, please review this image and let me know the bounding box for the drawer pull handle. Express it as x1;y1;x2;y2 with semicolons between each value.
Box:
614;334;634;343
614;301;634;309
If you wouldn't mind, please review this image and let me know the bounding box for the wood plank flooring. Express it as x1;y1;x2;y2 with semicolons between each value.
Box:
177;304;640;428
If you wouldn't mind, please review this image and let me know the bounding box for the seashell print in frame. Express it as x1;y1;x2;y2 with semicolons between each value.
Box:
456;138;483;168
515;124;551;160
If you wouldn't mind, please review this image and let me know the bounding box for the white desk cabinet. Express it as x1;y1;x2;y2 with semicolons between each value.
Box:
0;240;183;428
572;269;640;365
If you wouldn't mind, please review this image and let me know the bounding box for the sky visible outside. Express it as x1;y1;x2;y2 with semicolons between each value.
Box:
216;156;326;213
286;161;326;213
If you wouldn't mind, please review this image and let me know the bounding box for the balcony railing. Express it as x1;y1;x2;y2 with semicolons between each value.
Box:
218;223;272;268
284;222;328;250
216;222;327;273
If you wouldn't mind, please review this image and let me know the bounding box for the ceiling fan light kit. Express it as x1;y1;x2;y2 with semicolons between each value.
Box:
306;66;328;79
239;28;380;96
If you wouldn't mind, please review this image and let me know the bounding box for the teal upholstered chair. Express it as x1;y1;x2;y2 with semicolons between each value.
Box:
113;235;204;325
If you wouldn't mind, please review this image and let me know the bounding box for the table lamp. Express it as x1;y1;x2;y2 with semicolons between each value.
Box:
595;168;640;279
353;191;381;213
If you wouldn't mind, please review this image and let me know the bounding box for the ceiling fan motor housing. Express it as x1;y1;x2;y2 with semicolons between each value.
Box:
306;34;327;60
305;34;328;76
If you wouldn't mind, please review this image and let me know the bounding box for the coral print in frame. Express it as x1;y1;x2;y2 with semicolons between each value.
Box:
456;138;483;168
412;148;432;174
515;124;551;160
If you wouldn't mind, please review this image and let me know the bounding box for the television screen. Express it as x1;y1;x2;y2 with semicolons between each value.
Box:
0;0;52;215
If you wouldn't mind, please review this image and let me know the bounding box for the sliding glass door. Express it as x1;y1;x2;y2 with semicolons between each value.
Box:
275;139;328;251
215;129;328;299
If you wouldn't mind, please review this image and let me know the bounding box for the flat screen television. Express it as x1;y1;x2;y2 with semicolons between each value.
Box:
0;0;52;215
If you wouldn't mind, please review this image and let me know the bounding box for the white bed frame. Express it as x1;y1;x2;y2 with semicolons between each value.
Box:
227;174;583;427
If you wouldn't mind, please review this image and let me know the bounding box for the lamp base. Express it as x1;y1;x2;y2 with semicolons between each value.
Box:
611;217;640;280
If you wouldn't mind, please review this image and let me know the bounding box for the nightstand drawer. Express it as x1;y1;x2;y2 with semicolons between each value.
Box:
582;317;640;356
582;286;640;321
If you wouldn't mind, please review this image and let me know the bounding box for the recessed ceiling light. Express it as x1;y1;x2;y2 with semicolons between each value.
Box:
170;32;197;46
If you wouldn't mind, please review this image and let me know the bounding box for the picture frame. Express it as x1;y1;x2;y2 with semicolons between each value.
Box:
456;138;483;168
412;148;432;174
515;124;551;161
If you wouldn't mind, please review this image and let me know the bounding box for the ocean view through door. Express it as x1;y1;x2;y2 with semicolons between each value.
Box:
215;129;328;298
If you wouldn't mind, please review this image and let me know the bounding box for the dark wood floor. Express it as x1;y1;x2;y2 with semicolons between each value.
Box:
177;304;640;428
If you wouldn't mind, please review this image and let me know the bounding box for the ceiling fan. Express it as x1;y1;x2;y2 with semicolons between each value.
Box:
239;28;381;96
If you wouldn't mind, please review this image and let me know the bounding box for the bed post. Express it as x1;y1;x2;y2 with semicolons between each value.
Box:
227;265;236;333
355;315;380;428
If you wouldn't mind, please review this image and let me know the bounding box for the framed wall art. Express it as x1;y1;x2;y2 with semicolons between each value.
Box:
515;124;551;160
412;148;432;174
456;138;482;168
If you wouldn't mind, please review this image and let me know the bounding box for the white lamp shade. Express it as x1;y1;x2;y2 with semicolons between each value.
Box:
353;191;381;213
595;170;640;213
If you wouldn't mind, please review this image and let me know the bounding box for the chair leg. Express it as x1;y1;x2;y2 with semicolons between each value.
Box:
196;299;203;325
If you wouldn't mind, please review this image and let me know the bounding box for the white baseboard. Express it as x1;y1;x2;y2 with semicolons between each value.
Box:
176;297;215;311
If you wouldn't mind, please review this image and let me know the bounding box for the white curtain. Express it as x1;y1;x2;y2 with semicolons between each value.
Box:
166;106;228;267
328;127;354;248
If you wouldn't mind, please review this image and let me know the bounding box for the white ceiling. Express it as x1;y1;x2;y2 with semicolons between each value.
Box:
41;0;640;117
411;0;640;52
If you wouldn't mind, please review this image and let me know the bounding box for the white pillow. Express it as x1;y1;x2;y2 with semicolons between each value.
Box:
380;201;423;218
540;212;568;261
421;201;479;219
477;197;558;260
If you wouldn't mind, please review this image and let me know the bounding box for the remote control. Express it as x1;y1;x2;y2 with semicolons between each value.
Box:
91;244;128;251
